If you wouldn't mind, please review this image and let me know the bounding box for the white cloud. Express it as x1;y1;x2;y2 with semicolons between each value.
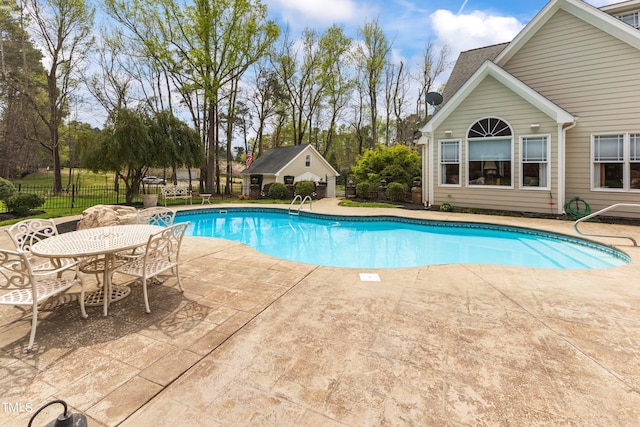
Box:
430;9;524;55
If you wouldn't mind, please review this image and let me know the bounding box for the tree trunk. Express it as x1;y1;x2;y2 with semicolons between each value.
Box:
206;107;216;194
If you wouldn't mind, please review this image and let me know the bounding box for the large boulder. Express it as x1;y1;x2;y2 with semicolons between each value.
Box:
77;205;138;230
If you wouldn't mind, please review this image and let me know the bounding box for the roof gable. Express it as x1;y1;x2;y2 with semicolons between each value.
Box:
420;61;574;134
495;0;640;65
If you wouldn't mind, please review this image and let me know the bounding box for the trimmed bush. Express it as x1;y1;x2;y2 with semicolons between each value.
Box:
268;182;289;199
356;182;372;199
0;177;15;201
295;180;315;198
386;182;407;202
5;193;45;216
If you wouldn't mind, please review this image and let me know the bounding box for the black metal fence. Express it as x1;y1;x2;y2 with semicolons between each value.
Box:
1;183;243;214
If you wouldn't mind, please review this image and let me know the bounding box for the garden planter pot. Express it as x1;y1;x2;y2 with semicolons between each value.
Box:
142;193;159;208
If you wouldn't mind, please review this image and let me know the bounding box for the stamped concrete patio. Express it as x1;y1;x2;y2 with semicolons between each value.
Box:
2;199;640;426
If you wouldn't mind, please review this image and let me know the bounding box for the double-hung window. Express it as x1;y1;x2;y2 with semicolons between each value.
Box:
521;136;549;188
591;133;640;190
439;140;460;185
631;134;640;189
305;154;311;167
593;134;624;189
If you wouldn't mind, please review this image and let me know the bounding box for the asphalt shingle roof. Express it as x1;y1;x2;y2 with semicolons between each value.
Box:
242;145;309;175
440;43;508;106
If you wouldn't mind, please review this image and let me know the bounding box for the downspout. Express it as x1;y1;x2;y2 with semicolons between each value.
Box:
419;134;431;208
559;117;578;215
428;134;434;208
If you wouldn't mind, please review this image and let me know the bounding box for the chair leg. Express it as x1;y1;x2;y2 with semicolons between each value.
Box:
28;303;38;351
142;276;151;313
78;276;87;319
175;265;184;293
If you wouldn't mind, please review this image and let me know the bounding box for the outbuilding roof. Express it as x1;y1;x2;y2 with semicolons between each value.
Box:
241;145;309;175
241;144;339;177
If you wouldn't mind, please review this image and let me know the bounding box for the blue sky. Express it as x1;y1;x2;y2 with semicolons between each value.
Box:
81;0;621;127
263;0;621;69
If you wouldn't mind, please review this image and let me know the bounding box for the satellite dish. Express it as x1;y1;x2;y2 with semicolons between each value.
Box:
426;92;443;106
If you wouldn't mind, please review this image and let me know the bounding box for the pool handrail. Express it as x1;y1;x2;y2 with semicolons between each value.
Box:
288;195;312;215
573;203;639;246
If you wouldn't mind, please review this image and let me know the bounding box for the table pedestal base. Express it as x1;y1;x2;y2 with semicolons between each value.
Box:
84;285;131;306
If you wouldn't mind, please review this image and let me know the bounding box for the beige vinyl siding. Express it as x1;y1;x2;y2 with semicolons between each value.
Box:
282;149;333;180
432;76;561;214
502;9;640;216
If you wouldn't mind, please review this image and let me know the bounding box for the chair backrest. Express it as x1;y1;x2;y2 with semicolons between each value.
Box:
144;222;189;264
136;207;176;227
6;219;59;254
0;249;34;292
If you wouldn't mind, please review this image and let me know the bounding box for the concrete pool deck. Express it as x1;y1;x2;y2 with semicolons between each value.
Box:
2;198;640;426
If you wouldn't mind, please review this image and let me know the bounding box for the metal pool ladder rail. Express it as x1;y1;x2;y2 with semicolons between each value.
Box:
573;203;640;246
288;195;312;215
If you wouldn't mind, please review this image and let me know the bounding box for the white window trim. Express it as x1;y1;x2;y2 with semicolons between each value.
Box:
590;133;640;192
519;134;551;191
305;154;311;168
465;136;515;189
438;139;462;187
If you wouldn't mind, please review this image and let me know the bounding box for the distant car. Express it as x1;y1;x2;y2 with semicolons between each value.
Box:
142;176;166;185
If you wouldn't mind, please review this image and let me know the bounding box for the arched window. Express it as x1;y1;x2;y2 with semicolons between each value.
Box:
467;118;513;187
467;117;512;138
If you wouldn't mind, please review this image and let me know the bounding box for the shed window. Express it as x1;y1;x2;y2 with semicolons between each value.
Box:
305;155;311;167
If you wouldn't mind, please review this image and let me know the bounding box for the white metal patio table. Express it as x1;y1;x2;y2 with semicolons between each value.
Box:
30;224;163;316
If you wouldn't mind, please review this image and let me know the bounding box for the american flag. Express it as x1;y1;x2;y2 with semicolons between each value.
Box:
246;150;253;169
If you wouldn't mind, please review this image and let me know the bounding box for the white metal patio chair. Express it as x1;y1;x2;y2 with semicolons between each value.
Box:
5;219;76;273
80;207;177;292
115;206;177;261
113;222;189;313
0;249;87;351
136;207;176;227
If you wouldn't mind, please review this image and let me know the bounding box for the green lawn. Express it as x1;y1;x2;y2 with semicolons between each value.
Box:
12;169;115;187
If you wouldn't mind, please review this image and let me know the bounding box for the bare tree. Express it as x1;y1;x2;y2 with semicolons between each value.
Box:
415;40;450;121
246;61;282;156
272;28;324;146
85;28;134;114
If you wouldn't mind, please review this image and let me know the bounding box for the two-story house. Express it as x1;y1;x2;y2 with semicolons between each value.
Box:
419;0;640;217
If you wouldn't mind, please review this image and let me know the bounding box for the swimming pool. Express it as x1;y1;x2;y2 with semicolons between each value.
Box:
175;208;629;269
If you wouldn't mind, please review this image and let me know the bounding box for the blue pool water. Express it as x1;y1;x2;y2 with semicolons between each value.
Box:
175;208;629;269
